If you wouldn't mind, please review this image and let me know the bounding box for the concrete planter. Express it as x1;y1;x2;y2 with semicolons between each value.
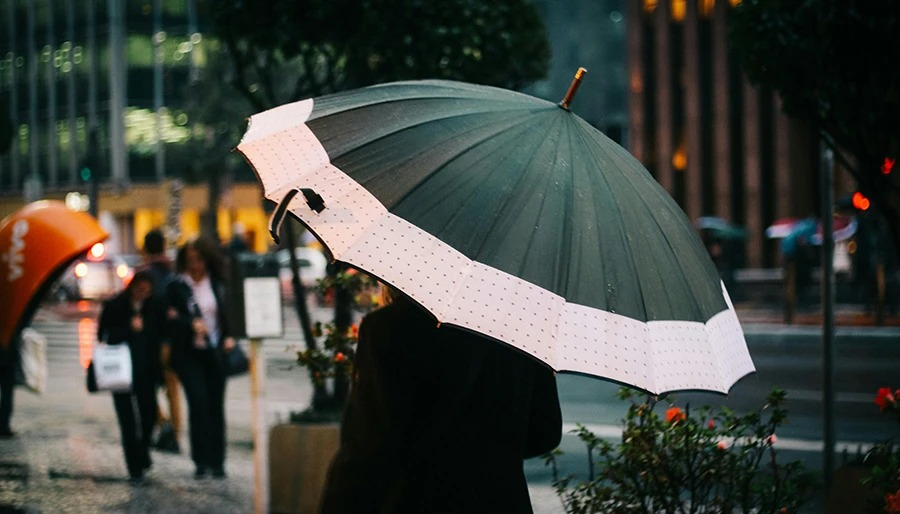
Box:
825;464;879;514
269;422;340;514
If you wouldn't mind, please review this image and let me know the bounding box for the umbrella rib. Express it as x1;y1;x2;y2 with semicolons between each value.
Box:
602;136;708;319
554;115;578;295
569;120;646;318
504;112;571;289
465;111;565;263
383;108;552;211
326;103;537;163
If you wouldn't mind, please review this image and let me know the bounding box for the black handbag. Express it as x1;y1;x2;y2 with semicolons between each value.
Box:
225;344;249;377
86;362;98;393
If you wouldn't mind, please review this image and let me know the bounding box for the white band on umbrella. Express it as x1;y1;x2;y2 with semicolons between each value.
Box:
239;99;755;395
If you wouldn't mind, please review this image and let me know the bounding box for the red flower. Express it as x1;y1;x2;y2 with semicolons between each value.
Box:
885;489;900;513
875;387;896;412
334;352;346;363
666;407;686;423
765;434;778;446
707;419;715;430
349;324;359;338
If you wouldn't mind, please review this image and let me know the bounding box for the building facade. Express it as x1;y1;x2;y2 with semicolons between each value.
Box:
0;0;268;254
625;0;856;268
3;0;860;266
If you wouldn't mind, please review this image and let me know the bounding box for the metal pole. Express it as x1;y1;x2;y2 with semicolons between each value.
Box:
26;0;38;184
820;144;836;488
107;0;127;185
153;0;165;182
46;0;58;186
65;0;78;186
7;0;21;186
250;337;269;514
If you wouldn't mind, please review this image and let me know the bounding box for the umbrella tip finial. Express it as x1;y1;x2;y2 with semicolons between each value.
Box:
558;67;587;111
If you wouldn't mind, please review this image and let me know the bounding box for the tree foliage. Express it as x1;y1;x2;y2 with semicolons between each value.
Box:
728;0;900;256
203;0;551;109
201;0;551;415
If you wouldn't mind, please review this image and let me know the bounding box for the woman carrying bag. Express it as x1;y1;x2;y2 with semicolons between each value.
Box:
96;269;163;484
165;237;236;479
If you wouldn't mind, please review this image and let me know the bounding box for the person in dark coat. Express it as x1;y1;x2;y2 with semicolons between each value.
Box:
165;237;236;479
141;228;182;453
96;270;163;483
0;338;18;438
319;289;563;514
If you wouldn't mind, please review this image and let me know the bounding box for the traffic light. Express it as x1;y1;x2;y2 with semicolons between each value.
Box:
852;191;871;211
79;165;92;182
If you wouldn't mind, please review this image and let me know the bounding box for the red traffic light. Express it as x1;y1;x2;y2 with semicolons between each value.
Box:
852;191;871;211
882;157;895;175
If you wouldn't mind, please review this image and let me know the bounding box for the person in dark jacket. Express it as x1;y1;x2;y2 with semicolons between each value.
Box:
96;270;163;483
165;237;236;479
0;337;18;438
319;289;563;514
141;228;182;453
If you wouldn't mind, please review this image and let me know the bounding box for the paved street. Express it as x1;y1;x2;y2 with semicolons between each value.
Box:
1;299;898;512
0;301;559;513
0;301;316;513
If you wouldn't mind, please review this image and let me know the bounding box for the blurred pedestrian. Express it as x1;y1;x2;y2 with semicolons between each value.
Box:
226;222;249;257
141;228;182;453
165;237;236;479
96;270;163;483
0;337;18;438
320;287;563;514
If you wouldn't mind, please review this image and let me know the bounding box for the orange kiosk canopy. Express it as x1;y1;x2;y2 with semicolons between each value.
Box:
0;201;107;348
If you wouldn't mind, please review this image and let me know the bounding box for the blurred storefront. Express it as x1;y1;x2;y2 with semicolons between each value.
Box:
0;180;270;255
0;1;271;255
624;0;858;268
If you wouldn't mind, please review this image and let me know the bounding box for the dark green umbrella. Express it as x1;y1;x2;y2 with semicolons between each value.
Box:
238;78;754;394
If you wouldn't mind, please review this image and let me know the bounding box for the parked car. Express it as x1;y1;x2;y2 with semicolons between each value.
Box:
50;243;133;302
276;247;328;302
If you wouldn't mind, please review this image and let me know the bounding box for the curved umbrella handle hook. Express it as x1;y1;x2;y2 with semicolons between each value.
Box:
268;188;326;244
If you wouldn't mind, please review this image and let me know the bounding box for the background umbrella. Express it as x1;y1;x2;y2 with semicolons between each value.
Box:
0;201;107;349
764;217;801;240
238;79;754;395
766;215;858;256
695;216;747;240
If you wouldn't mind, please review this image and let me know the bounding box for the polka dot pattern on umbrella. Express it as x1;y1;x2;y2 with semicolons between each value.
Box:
237;95;755;395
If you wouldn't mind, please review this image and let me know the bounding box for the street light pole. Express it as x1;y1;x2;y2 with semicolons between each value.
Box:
820;143;836;488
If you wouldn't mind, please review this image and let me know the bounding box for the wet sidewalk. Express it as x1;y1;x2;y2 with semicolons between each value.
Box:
0;382;257;513
2;301;896;513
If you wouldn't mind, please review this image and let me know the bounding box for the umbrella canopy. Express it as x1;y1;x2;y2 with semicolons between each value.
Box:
695;216;747;240
238;80;754;395
767;215;858;256
0;201;107;348
764;217;801;239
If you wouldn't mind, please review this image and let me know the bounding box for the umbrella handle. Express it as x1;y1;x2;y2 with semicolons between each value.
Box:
558;67;587;111
268;188;326;244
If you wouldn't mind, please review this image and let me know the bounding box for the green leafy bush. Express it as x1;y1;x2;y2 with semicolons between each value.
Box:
544;388;818;514
291;268;378;422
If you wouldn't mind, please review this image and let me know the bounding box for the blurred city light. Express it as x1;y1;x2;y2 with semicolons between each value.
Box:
852;191;871;211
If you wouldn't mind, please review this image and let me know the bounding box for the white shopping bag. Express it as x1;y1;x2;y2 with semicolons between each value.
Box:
18;328;47;394
91;343;132;392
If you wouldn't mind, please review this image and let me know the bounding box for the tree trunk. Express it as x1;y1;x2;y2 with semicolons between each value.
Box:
281;224;326;407
203;169;222;243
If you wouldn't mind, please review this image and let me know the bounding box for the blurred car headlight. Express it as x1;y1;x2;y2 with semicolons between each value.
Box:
89;242;105;260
